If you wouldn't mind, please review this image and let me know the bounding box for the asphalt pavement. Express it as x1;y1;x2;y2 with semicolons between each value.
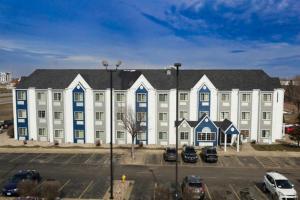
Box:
0;152;300;199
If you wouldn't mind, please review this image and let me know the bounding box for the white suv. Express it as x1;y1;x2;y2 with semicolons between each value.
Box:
263;172;298;200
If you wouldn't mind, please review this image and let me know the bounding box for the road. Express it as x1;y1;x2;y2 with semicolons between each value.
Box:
0;153;299;199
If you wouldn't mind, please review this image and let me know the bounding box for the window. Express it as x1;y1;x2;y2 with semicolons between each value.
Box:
18;109;27;118
116;131;125;139
116;93;125;102
261;130;270;138
95;130;104;139
75;130;84;138
262;112;271;120
159;94;168;102
137;131;146;140
53;92;62;101
38;128;47;136
263;94;272;102
180;132;189;140
37;92;46;101
17;91;26;100
38;110;46;119
221;94;230;102
158;131;167;140
95;92;104;102
180;93;188;101
137;93;146;102
199;111;209;117
54;112;62;120
95;112;104;121
137;112;146;122
220;112;229;120
240;130;249;138
18;127;27;136
74;112;84;120
159;113;167;121
241;112;250;120
117;112;124;121
200;93;209;101
179;111;188;119
74;92;83;102
242;94;250;102
54;130;63;138
197;132;216;141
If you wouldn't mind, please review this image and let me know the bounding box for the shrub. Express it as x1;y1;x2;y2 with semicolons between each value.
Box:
95;139;101;146
139;141;144;148
7;125;14;138
18;180;39;197
54;140;59;146
40;179;61;200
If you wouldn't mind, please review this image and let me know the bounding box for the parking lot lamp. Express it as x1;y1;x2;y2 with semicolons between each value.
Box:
174;62;181;199
102;60;122;199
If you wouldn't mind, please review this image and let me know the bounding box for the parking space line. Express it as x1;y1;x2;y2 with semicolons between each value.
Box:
29;154;42;163
84;153;95;164
64;154;77;165
78;180;94;199
205;184;212;200
254;184;268;200
254;156;266;168
229;184;240;200
45;154;59;163
58;179;71;192
9;153;25;162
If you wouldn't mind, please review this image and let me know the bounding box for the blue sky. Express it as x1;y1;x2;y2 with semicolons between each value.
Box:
0;0;300;77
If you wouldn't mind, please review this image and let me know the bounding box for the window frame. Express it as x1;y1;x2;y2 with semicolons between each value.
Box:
136;112;146;122
17;91;26;100
158;131;168;140
53;92;62;101
263;94;272;102
241;93;251;102
95;92;104;102
197;132;216;141
179;92;188;101
241;112;250;120
38;128;47;136
38;110;46;119
18;109;27;119
116;131;125;139
179;111;188;119
158;113;168;121
116;93;125;102
221;93;230;102
180;131;189;140
74;111;84;121
37;92;46;102
95;130;104;139
137;93;147;103
262;112;272;120
137;131;147;140
74;130;84;138
54;129;64;138
74;92;84;102
159;94;168;102
117;112;124;121
200;93;209;101
220;112;229;120
54;111;62;120
18;127;27;136
261;130;270;138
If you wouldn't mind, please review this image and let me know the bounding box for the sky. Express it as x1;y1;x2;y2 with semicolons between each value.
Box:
0;0;299;78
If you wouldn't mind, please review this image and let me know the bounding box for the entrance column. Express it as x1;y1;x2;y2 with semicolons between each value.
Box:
224;134;227;152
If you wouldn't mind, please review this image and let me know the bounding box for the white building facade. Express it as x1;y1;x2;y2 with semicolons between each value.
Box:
0;72;12;84
13;69;284;146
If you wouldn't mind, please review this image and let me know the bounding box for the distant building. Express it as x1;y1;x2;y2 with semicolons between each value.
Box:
0;72;12;84
280;79;300;86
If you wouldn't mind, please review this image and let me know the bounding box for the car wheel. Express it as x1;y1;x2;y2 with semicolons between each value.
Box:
262;183;268;193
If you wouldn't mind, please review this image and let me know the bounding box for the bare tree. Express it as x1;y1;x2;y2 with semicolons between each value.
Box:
122;107;141;159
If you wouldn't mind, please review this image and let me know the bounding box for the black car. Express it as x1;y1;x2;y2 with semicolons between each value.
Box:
201;146;218;163
181;145;198;163
163;147;177;162
3;119;13;129
2;170;41;196
181;175;205;200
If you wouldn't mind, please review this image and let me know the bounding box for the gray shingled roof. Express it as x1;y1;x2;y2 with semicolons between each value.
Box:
16;69;281;90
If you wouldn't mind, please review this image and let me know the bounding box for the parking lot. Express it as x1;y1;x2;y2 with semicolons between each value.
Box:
0;152;300;199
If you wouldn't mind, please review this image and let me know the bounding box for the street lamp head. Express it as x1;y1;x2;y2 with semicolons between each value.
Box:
116;60;122;68
174;63;182;68
102;60;109;68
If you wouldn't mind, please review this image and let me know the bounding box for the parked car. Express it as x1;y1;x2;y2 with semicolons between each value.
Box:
2;170;41;196
181;145;198;163
163;147;177;162
181;175;205;200
0;120;4;129
3;119;13;129
263;171;298;200
200;146;218;163
285;124;300;134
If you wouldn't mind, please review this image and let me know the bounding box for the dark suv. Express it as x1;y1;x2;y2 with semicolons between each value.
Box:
2;170;41;196
181;145;198;163
201;146;218;163
163;147;177;162
182;175;205;200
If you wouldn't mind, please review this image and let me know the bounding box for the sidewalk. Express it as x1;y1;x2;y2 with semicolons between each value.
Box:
1;131;300;158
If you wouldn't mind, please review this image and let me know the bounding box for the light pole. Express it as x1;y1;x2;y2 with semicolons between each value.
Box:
102;60;122;199
174;62;181;199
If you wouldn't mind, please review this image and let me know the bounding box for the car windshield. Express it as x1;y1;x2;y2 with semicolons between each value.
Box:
11;174;27;182
207;149;217;154
276;180;293;189
167;149;176;153
185;147;196;153
189;182;202;187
